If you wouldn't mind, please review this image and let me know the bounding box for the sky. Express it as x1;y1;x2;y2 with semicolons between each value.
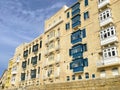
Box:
0;0;77;77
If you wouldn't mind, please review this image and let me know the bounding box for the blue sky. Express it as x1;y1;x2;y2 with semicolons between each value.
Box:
0;0;77;77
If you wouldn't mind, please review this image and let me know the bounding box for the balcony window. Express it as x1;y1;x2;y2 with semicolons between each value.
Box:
84;11;89;20
100;26;116;40
65;22;70;30
66;76;70;81
40;41;42;48
22;61;27;69
72;2;80;16
69;44;87;58
99;9;112;22
71;29;86;44
103;47;117;59
23;50;28;57
21;73;25;81
31;69;36;79
72;15;81;28
31;56;37;65
32;44;38;52
85;0;88;6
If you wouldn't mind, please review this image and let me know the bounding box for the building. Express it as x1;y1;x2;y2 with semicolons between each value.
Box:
0;69;8;89
4;0;120;89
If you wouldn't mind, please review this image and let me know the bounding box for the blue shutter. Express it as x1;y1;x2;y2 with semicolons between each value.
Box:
83;44;87;52
84;58;88;66
82;29;86;38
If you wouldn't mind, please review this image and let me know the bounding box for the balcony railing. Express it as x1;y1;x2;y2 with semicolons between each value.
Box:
98;0;110;9
97;56;120;68
45;19;63;31
73;66;84;73
100;35;118;45
100;17;113;27
54;72;60;78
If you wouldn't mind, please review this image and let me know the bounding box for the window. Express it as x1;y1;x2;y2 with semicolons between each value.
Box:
31;69;36;79
38;67;40;74
112;68;119;76
22;61;27;68
49;42;55;49
84;11;89;20
100;70;106;78
100;26;116;40
23;50;28;57
28;59;30;65
67;12;70;18
40;41;42;48
78;75;82;80
72;75;75;80
103;47;117;59
49;31;55;39
31;56;38;65
32;44;38;52
47;67;53;77
92;74;95;79
48;54;54;61
65;22;70;30
99;9;112;22
85;73;89;79
39;53;41;61
85;0;88;6
67;76;70;81
21;73;25;81
29;47;31;54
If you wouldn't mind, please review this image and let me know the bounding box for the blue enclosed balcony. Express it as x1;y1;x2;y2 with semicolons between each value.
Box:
72;8;80;17
72;21;81;28
73;66;84;73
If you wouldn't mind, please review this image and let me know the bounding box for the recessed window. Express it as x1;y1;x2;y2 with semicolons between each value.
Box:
85;73;89;79
85;0;88;6
78;75;82;80
67;12;70;18
92;74;95;79
39;53;41;61
40;41;42;48
67;76;70;81
84;11;89;20
72;75;75;80
65;22;70;30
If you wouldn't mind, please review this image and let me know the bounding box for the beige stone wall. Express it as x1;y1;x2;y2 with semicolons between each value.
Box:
4;76;120;90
